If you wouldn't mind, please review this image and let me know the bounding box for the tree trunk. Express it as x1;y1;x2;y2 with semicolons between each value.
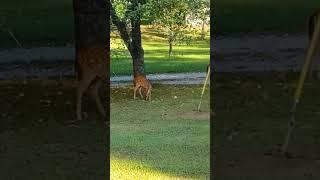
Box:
200;19;206;40
129;10;145;76
168;29;173;58
110;1;145;77
169;41;173;58
73;0;109;75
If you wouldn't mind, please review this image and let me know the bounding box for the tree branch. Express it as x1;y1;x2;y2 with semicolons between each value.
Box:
109;0;132;51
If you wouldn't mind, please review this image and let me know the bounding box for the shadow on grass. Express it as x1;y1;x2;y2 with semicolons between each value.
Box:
0;79;107;179
213;72;320;179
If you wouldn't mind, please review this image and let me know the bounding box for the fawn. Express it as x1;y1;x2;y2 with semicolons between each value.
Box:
76;46;108;121
133;74;152;101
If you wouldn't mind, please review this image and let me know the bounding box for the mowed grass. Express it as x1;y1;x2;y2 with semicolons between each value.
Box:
111;157;197;180
111;26;210;76
213;72;320;179
111;85;210;179
215;0;320;34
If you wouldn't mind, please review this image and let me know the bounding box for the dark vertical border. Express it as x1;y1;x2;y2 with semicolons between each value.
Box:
210;0;214;179
106;1;111;179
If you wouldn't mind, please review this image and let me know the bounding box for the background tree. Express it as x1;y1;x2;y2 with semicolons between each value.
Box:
193;0;210;40
109;0;146;76
145;0;209;58
145;0;193;58
109;0;209;74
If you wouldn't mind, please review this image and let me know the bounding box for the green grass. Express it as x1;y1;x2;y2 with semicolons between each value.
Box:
111;26;210;76
215;0;320;34
111;85;210;179
111;157;197;180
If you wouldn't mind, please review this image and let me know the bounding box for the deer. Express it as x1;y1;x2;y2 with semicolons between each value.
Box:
133;74;152;101
75;46;109;121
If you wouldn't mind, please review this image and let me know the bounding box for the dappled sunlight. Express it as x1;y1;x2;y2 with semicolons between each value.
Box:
111;156;198;180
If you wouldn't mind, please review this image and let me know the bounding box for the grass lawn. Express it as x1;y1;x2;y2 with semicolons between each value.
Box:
215;0;320;35
111;26;210;76
111;85;210;179
213;72;320;179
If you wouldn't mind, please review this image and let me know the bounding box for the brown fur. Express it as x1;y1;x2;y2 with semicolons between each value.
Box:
133;74;152;101
76;46;108;121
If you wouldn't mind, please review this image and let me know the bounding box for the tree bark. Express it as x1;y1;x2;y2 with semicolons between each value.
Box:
200;19;206;40
169;41;173;58
168;28;173;58
110;1;145;76
73;0;109;76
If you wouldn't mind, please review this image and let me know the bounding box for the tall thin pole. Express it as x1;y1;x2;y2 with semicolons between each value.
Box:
281;17;320;155
198;64;210;111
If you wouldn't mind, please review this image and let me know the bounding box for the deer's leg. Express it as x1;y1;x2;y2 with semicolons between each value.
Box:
76;72;95;121
134;85;139;100
146;88;151;101
139;87;143;99
90;79;106;118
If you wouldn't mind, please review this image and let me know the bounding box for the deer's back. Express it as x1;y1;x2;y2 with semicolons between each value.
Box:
134;75;151;89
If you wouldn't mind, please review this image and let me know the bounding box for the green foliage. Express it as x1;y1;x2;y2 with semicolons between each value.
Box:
111;0;210;58
143;0;209;57
110;35;129;59
111;0;146;22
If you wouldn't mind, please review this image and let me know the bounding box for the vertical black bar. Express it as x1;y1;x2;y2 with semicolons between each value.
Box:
210;0;214;179
106;2;111;179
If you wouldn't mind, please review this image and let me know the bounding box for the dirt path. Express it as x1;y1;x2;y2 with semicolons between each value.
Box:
0;34;311;80
111;72;208;86
214;34;309;72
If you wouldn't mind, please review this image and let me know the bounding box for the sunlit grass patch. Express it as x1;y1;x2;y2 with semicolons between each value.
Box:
111;157;197;180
